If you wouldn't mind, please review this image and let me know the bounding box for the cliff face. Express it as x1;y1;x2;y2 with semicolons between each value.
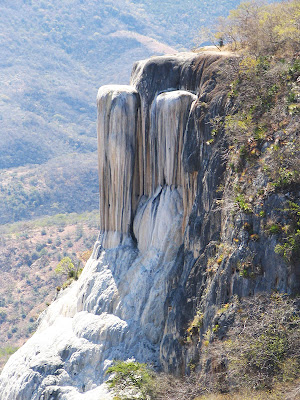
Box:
0;51;298;400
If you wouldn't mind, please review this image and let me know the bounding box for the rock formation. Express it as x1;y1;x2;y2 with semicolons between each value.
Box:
0;51;298;399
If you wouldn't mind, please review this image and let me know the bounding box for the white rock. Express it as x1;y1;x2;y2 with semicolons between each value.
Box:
0;57;200;399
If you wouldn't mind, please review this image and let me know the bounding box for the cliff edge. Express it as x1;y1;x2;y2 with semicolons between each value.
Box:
0;50;298;399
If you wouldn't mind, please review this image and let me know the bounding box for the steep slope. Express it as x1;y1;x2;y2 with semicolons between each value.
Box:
0;48;298;398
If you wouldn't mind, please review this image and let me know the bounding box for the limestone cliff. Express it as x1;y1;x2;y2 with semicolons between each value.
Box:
0;51;298;400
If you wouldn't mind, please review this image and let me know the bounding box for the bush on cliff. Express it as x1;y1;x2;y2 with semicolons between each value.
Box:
221;294;300;391
106;360;155;400
55;256;82;289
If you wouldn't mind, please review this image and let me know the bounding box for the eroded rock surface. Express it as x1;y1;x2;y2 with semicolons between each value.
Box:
0;52;208;399
1;51;298;399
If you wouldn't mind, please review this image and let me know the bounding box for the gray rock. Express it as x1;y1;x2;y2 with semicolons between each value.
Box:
1;50;298;398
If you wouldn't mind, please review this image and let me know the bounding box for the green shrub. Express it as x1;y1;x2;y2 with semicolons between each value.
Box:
0;309;7;323
267;224;282;235
235;194;252;213
187;311;204;338
214;0;300;56
55;257;82;284
274;202;300;262
106;360;155;400
0;346;18;358
35;242;46;252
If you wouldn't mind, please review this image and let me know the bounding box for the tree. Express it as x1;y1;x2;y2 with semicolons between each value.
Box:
55;257;81;280
214;0;300;57
106;360;155;400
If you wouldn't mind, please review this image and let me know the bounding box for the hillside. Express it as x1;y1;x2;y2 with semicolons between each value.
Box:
0;211;99;371
0;153;99;224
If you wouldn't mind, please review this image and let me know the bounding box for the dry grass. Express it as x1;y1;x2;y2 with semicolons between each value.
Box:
195;379;300;400
154;375;300;400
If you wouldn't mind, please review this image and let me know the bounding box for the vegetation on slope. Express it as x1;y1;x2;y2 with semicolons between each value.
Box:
0;153;99;224
0;211;98;371
105;1;300;399
182;1;300;398
213;0;300;265
106;295;300;400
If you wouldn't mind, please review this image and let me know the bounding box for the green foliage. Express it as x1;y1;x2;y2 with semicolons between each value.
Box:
275;201;300;262
187;311;204;338
272;168;300;189
234;194;252;213
267;223;282;235
239;266;249;278
214;0;300;56
0;346;18;358
0;309;7;323
55;257;82;281
106;360;155;400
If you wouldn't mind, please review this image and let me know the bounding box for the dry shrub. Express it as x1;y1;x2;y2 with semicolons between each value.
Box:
215;0;300;57
196;294;300;394
154;373;202;400
154;295;299;399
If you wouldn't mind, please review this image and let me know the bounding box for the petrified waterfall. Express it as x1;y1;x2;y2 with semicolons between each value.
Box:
0;52;230;399
97;85;140;245
97;81;196;248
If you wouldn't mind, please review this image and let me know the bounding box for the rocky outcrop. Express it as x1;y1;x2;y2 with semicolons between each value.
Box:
0;51;298;399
